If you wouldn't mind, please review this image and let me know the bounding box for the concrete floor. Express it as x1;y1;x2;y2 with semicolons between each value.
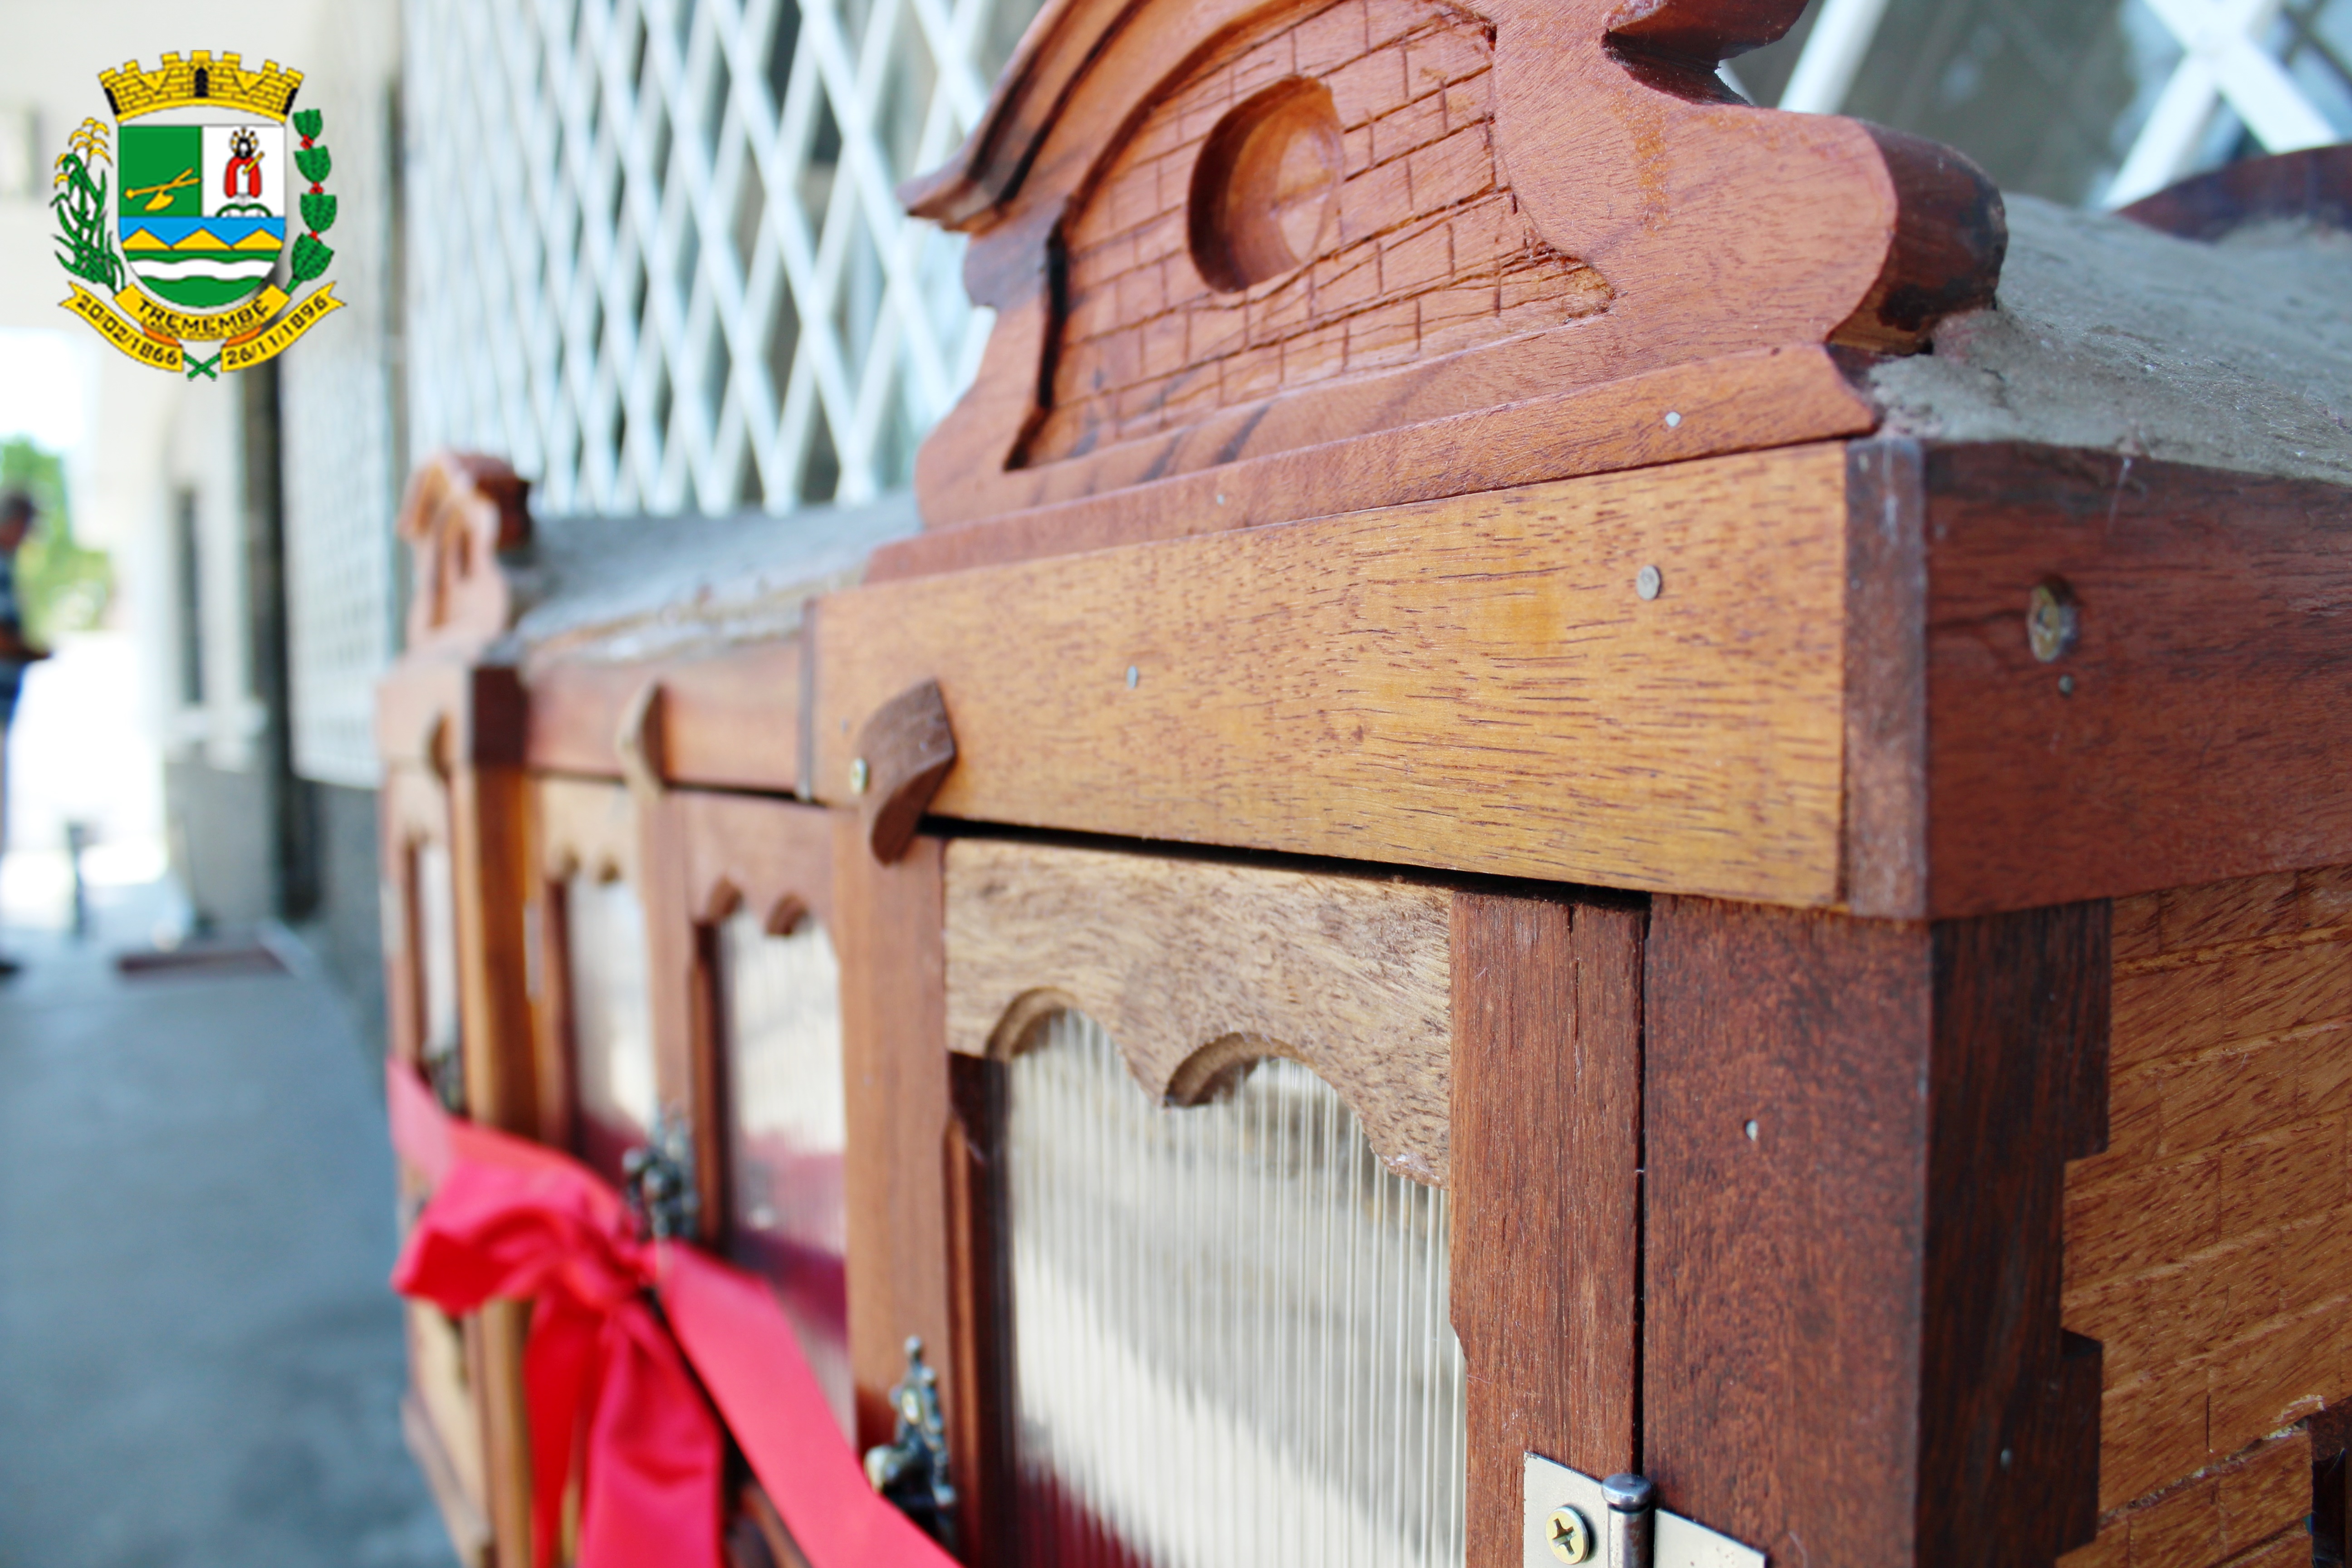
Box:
0;885;452;1568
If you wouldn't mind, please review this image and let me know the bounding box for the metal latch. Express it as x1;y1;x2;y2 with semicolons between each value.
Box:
864;1337;957;1549
620;1110;700;1241
1525;1453;1764;1568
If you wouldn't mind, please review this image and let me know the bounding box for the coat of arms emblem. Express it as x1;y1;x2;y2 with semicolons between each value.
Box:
49;51;344;379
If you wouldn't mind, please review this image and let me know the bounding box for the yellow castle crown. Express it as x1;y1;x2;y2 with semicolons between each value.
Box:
99;53;304;122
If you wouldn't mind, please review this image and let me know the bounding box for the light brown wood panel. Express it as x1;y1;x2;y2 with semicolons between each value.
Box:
943;837;1454;1182
676;790;838;932
526;642;805;792
2058;1429;2311;1568
871;348;1874;580
2065;865;2352;1516
816;445;1850;906
536;775;640;884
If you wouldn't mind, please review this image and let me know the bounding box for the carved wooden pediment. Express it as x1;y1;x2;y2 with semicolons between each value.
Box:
897;0;2004;558
396;451;533;652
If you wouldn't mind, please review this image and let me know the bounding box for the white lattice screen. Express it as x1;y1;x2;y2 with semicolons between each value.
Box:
280;23;405;788
1770;0;2351;205
402;0;1040;514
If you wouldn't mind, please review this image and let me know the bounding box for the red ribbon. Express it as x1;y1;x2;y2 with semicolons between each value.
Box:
385;1063;957;1568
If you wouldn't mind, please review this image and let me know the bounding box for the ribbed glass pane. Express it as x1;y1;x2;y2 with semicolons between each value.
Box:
415;841;464;1109
719;911;853;1439
566;873;655;1182
1008;1012;1465;1568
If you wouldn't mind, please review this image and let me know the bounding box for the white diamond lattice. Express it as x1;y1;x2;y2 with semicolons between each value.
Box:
404;0;1037;514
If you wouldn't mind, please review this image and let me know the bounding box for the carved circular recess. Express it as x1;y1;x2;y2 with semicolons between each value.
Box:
1187;78;1343;293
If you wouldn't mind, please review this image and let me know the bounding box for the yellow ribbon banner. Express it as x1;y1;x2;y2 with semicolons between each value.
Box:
59;282;181;372
119;284;289;343
224;284;344;372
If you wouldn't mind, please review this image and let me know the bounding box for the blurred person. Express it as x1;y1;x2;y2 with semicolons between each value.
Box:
0;490;50;978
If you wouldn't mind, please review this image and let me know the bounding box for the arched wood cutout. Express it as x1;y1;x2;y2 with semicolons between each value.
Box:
894;0;2002;557
942;837;1454;1183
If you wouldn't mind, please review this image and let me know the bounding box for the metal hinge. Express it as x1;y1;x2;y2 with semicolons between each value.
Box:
620;1110;700;1241
1525;1453;1764;1568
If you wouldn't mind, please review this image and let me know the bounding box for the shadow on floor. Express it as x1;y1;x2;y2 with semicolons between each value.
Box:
0;880;452;1568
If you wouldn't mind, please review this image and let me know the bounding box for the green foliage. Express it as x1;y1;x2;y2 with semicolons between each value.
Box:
290;232;335;283
292;108;323;140
300;191;338;234
49;152;122;291
0;439;113;641
294;143;332;184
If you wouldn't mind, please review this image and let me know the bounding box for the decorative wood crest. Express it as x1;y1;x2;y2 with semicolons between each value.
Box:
897;0;2003;553
397;451;532;650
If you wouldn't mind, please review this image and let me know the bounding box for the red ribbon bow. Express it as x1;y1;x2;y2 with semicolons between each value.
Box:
386;1063;956;1568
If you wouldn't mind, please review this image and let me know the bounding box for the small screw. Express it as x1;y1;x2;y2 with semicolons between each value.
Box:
1126;665;1140;689
1664;411;1683;429
2028;580;2079;663
2000;1448;2014;1470
1745;1119;1760;1141
2058;675;2076;696
1547;1506;1592;1564
1215;492;1226;506
1637;564;1664;601
848;757;870;795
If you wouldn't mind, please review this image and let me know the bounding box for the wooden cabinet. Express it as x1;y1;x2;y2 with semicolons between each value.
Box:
376;0;2352;1560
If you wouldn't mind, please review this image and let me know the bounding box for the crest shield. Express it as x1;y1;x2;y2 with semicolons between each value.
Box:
118;117;287;311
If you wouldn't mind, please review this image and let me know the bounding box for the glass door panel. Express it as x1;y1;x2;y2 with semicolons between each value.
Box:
566;872;656;1183
1008;1011;1465;1568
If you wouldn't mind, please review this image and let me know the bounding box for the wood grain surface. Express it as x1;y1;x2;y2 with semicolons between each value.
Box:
854;678;957;864
2058;1429;2313;1568
1913;444;2352;918
870;348;1874;579
818;446;1850;906
2066;866;2352;1517
942;837;1455;1182
833;821;959;1458
1645;896;2106;1566
524;641;804;792
1450;892;1642;1568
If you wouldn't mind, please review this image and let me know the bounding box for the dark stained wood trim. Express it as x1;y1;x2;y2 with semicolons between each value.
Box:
1451;892;1643;1568
833;818;959;1456
1844;438;1929;920
945;1052;1017;1568
1915;444;2352;918
2119;143;2352;241
1920;904;2108;1562
1643;897;2106;1566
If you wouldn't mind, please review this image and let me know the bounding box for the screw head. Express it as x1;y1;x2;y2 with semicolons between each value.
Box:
1547;1507;1592;1564
848;757;870;795
1636;564;1664;601
1126;665;1140;689
2028;580;2079;663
